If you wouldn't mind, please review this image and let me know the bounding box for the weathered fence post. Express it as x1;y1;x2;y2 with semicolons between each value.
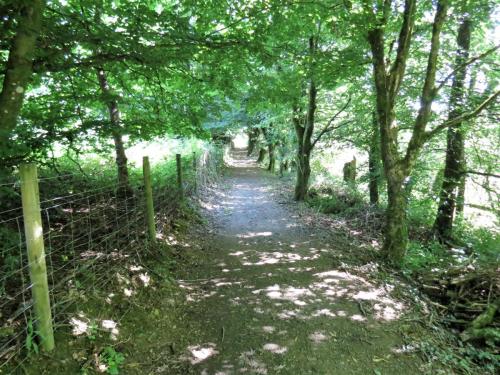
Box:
19;164;55;352
343;157;357;184
176;153;183;198
142;156;156;242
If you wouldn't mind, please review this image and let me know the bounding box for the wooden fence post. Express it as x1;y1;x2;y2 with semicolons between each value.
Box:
343;157;357;184
176;153;183;198
19;164;55;352
142;156;156;242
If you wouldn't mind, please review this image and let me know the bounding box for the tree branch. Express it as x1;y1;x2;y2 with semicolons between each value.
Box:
435;44;500;93
388;0;416;103
424;90;500;140
311;97;351;149
402;0;448;171
463;170;500;179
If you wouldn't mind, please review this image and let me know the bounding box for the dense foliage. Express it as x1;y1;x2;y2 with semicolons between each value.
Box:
0;0;498;372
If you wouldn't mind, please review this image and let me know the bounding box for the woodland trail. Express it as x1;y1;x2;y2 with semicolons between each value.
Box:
173;150;424;375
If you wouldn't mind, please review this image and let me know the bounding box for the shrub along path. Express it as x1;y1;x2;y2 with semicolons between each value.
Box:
170;150;428;374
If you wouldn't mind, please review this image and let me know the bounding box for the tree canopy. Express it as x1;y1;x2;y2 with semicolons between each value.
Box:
1;0;499;264
1;0;500;372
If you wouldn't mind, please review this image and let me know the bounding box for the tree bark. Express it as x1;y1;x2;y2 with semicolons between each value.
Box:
434;17;472;241
368;111;381;205
256;148;266;163
0;0;44;150
267;143;276;172
293;93;314;201
294;36;317;201
293;82;315;201
295;152;311;200
456;71;477;216
294;105;306;200
96;68;130;193
260;125;276;172
456;175;466;215
367;0;448;264
247;128;259;156
385;174;409;261
279;160;288;177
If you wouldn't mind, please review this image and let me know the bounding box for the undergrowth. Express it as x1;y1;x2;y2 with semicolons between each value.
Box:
0;141;225;373
307;184;365;215
305;179;499;374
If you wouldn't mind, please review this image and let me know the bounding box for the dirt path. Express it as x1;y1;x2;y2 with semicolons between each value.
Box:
174;151;423;375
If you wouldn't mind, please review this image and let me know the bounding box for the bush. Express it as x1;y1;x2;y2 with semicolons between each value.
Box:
308;185;365;214
453;222;500;265
402;240;449;273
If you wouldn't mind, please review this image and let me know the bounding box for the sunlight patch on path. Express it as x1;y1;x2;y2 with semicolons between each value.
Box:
308;331;329;344
182;343;219;365
263;343;287;354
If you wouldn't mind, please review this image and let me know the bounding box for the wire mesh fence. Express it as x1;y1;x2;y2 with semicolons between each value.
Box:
0;146;224;370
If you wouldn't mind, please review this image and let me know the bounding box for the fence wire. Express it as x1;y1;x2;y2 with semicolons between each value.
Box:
0;147;224;370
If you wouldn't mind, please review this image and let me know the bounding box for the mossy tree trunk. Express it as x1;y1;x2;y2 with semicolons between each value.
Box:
267;143;276;172
294;152;311;201
279;160;287;177
434;17;472;242
367;0;447;264
456;175;466;215
294;36;317;201
366;0;499;265
293;96;313;201
256;148;266;163
0;0;44;150
260;125;276;172
247;128;259;156
294;98;311;201
368;111;381;205
385;174;408;262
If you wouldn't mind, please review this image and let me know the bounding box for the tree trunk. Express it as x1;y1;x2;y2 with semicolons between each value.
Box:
256;148;266;163
432;168;444;195
456;175;466;215
112;132;130;190
96;69;131;193
293;99;313;201
247;128;259;156
279;160;288;177
267;143;275;172
368;111;381;205
260;125;275;171
295;152;311;201
456;71;477;217
367;0;448;264
0;0;44;150
294;37;317;201
384;174;408;263
434;17;471;242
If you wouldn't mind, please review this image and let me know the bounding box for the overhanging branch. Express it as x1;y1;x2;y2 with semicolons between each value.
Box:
463;170;500;179
311;96;351;149
435;44;500;93
424;90;500;140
